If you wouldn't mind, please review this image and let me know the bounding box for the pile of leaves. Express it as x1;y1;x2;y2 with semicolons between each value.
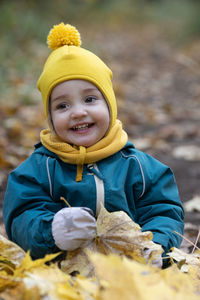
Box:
0;207;199;299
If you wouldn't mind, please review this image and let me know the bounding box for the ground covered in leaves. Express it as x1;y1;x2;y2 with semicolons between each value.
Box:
0;207;199;300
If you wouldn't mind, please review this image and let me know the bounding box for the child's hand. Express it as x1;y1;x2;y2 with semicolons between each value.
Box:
52;207;97;251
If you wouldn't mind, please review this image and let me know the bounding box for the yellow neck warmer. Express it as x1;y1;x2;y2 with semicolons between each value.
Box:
40;120;128;181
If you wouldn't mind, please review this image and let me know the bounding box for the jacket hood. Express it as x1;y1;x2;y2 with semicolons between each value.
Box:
34;142;58;158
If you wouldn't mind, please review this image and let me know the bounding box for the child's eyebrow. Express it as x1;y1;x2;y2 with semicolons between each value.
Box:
83;88;101;94
51;94;70;102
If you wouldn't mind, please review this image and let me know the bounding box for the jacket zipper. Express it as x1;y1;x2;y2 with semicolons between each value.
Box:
88;163;105;217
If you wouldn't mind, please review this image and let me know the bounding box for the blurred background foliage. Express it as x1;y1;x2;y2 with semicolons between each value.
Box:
1;0;200;40
1;0;200;105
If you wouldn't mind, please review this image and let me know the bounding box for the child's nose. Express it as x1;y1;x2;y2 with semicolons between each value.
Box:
71;104;87;119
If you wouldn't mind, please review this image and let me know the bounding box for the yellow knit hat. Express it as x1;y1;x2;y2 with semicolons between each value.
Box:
37;22;117;129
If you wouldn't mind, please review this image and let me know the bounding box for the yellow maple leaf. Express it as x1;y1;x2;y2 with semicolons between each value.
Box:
167;247;200;273
55;282;83;300
0;281;41;300
0;273;20;293
0;234;25;267
61;205;163;276
74;275;99;300
89;252;200;300
14;251;61;277
23;265;81;300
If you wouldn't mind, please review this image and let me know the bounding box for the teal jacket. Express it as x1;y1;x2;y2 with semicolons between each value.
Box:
3;141;184;259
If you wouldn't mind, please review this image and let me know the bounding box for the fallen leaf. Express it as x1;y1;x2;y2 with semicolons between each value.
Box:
90;253;141;300
172;145;200;161
0;282;41;300
0;274;20;293
89;252;200;300
14;251;60;277
167;247;200;272
184;195;200;212
24;266;80;300
61;205;163;276
0;234;25;267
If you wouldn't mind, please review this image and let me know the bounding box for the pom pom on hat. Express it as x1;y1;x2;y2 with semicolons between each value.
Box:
47;22;81;50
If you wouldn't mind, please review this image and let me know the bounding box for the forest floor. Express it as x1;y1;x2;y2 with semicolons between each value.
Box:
0;24;200;252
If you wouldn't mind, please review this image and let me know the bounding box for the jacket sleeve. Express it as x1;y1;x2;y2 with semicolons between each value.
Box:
134;152;184;253
3;153;62;259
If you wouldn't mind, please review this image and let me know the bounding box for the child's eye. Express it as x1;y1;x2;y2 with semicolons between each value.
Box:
85;96;97;103
56;103;69;110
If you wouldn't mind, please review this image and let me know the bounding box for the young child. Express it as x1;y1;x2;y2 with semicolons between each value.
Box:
3;23;184;264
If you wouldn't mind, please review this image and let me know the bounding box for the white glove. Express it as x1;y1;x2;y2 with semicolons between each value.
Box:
143;248;163;268
52;207;97;251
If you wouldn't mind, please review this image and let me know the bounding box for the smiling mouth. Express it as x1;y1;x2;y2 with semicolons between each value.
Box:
71;123;94;131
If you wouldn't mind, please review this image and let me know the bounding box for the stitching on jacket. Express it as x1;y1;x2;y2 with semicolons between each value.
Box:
120;151;145;198
46;157;53;198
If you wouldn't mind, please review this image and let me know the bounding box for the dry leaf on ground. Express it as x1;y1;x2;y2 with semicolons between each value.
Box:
167;247;200;273
0;234;25;268
89;252;200;300
172;145;200;161
184;196;200;213
0;218;200;299
61;205;163;276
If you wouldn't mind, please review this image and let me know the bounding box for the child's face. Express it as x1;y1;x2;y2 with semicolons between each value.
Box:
50;80;110;147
